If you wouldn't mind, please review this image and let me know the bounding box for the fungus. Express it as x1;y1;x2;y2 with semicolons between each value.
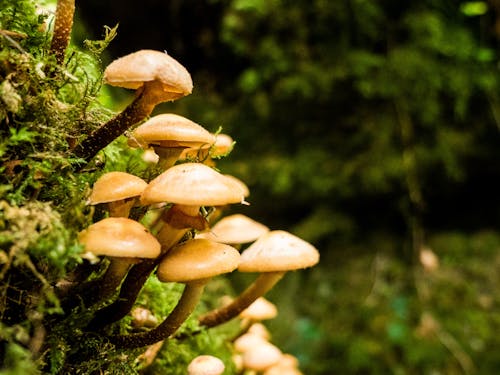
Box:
187;355;225;375
110;238;240;348
49;0;75;65
233;332;269;353
78;217;160;303
141;163;247;249
128;113;215;169
198;230;319;328
88;171;148;217
242;341;282;372
196;214;269;246
73;50;193;162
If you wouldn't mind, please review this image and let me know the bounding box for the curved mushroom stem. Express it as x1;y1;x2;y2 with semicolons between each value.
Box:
50;0;75;65
110;279;208;349
152;146;187;170
73;80;175;163
198;271;285;328
92;257;137;304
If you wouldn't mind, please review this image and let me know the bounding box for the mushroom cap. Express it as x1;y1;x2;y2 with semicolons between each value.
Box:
78;217;161;258
157;238;240;282
247;322;271;340
104;49;193;97
239;297;278;320
140;163;246;206
187;355;225;375
197;214;269;244
88;171;148;204
129;113;215;149
238;230;319;273
223;174;250;198
242;342;282;371
233;332;269;353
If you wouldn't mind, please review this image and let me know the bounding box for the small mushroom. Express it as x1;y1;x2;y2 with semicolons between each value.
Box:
78;217;161;303
187;355;225;375
110;239;240;348
73;50;193;162
242;341;282;372
88;171;148;217
198;230;319;328
196;214;269;246
129;113;215;169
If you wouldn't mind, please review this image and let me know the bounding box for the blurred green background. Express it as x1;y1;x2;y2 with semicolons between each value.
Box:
76;1;500;373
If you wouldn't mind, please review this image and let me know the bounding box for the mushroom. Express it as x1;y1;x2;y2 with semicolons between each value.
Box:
140;163;247;250
242;341;283;372
49;0;75;65
73;49;193;162
110;238;240;348
233;332;269;353
198;230;319;328
88;171;148;217
196;214;269;246
187;355;225;375
128;113;216;169
78;217;161;303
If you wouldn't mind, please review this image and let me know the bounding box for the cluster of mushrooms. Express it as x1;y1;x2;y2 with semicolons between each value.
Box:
73;49;319;369
183;297;303;374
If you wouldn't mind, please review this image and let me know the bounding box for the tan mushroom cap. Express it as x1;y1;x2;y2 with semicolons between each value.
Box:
223;174;250;198
238;230;319;273
140;163;246;206
187;355;225;375
234;332;269;353
104;49;193;99
197;214;268;244
129;113;215;149
157;239;240;282
78;217;161;258
88;171;148;204
239;297;277;321
242;342;282;371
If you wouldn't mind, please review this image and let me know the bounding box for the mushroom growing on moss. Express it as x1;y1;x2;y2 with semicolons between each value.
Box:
88;171;148;217
110;238;240;348
78;217;161;303
73;49;193;163
196;213;269;246
198;230;319;328
187;355;225;375
128;113;215;169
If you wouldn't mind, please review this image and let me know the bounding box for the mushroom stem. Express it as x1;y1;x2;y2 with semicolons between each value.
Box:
108;199;136;218
87;258;157;330
49;0;75;65
198;272;285;328
73;80;165;163
92;257;136;304
110;279;208;349
152;146;187;170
